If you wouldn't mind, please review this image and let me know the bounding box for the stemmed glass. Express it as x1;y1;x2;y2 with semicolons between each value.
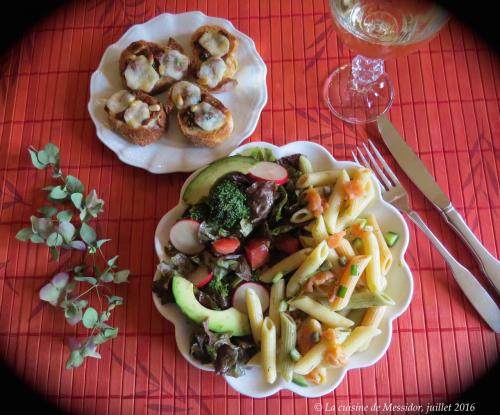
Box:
324;0;449;124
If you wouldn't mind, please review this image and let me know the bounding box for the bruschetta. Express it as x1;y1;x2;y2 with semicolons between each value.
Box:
105;89;168;146
119;39;190;95
191;25;239;92
174;84;233;147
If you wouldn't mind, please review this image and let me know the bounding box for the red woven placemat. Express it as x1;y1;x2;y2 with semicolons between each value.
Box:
0;1;498;414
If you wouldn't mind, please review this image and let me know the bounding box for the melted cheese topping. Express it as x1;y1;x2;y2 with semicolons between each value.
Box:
124;55;160;92
192;102;225;131
171;81;201;110
160;50;189;80
106;90;135;114
199;31;230;57
123;100;150;128
197;57;227;88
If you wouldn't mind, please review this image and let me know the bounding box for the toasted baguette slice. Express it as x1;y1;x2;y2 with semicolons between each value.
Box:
191;25;239;93
177;92;233;147
105;90;168;146
119;38;190;95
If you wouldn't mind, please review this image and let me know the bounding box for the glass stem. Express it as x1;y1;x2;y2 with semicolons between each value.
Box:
351;55;385;91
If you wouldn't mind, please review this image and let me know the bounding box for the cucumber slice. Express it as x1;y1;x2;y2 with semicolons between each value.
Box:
384;231;400;247
351;237;363;252
292;374;309;387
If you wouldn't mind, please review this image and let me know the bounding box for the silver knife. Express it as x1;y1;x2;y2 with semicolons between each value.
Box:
377;114;500;295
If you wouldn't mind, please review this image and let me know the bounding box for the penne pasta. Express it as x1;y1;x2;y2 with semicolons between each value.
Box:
367;213;393;275
286;240;330;297
246;288;264;344
299;155;314;174
293;339;327;375
324;169;349;233
296;170;342;188
361;231;383;293
311;215;329;245
278;312;297;382
259;248;312;283
269;279;285;336
260;317;277;383
335;170;375;232
288;296;354;328
327;248;344;278
361;306;386;327
335;238;356;260
329;255;371;311
341;326;381;358
291;208;314;223
344;290;395;310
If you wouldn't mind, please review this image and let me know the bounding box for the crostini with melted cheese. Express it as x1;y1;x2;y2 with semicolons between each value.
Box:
119;39;190;95
191;25;239;93
105;89;168;146
170;81;233;147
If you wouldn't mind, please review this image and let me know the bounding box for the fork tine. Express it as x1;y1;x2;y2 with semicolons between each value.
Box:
362;143;393;189
351;151;361;166
368;139;400;185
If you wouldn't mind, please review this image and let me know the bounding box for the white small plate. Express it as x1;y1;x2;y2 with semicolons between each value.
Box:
152;141;413;397
88;12;267;173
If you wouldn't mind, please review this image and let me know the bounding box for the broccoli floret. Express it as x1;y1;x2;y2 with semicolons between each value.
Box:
184;203;209;222
208;179;250;230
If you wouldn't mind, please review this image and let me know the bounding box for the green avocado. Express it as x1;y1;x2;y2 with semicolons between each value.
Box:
172;276;250;336
182;155;257;204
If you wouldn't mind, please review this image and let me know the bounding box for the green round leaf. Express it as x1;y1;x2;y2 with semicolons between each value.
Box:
65;175;84;194
56;210;73;222
16;228;33;241
28;148;46;169
66;350;84;369
99;272;113;283
49;186;68;200
58;221;75;243
82;307;99;329
30;234;45;244
44;143;60;162
73;276;97;285
46;232;64;247
113;269;130;284
80;223;96;246
70;193;84;210
38;206;58;218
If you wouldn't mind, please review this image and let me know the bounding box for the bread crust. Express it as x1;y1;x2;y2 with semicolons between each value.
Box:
106;90;168;146
191;25;239;93
177;92;233;147
119;39;189;95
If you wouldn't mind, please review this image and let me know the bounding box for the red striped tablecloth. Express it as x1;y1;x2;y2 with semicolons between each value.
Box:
0;1;498;414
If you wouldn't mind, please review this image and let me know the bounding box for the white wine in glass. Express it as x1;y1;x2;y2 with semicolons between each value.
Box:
324;0;449;124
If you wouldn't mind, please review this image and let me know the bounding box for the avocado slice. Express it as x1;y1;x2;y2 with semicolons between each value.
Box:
172;276;250;336
182;155;257;204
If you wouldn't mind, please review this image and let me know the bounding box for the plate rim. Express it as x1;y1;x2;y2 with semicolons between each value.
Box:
87;11;268;174
152;140;414;397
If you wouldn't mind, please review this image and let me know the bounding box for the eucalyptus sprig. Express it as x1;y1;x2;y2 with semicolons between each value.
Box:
16;143;129;369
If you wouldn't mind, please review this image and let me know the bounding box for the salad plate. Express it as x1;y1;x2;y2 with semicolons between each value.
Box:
88;11;267;173
152;141;413;398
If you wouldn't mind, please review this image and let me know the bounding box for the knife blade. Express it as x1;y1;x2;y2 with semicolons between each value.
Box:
377;114;451;211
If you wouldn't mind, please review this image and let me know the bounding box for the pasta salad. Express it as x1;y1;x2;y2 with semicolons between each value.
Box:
153;147;399;386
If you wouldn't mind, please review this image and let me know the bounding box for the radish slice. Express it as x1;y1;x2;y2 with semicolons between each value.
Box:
232;282;270;314
188;266;213;288
248;161;288;184
169;219;205;255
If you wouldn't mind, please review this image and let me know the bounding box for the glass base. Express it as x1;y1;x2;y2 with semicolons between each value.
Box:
323;64;394;124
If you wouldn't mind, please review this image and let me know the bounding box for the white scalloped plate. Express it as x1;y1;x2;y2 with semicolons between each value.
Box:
152;141;413;397
88;12;267;173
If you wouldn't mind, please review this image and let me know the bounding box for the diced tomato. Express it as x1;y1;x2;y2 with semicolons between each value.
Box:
212;238;240;255
275;236;300;254
327;231;346;249
343;179;364;201
244;238;270;270
305;187;323;217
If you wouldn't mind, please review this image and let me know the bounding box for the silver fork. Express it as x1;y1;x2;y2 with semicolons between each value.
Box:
353;140;500;333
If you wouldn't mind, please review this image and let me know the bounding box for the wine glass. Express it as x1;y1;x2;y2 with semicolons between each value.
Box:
324;0;449;124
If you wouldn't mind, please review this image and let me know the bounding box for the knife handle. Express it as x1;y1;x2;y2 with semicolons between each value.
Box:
407;210;500;333
442;207;500;295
